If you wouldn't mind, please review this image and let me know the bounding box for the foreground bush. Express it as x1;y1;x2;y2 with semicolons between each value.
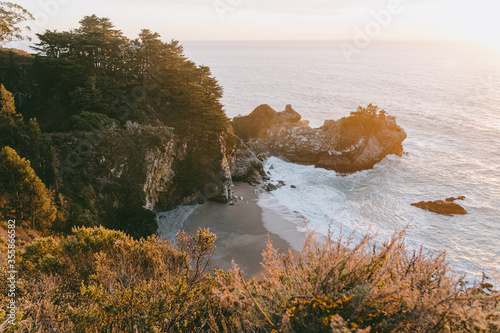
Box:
0;227;498;332
0;226;224;332
214;231;500;332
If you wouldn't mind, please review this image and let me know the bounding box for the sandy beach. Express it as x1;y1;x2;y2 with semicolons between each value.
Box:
181;182;306;279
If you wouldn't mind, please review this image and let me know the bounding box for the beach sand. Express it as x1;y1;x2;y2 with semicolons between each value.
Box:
182;182;306;279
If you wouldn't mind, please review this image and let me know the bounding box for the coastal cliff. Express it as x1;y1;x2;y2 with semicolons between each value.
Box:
1;35;265;237
50;126;243;237
232;104;407;173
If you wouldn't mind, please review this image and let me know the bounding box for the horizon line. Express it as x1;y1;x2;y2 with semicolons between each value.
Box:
180;38;481;44
2;38;487;54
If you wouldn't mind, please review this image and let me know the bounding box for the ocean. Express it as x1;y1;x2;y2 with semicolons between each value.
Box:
181;41;500;280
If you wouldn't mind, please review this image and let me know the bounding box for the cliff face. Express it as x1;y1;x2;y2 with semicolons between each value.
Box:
0;47;269;237
233;104;407;174
143;137;185;211
51;125;243;237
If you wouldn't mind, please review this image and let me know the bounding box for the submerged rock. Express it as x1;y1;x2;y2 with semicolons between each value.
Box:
232;104;407;174
266;183;278;191
411;197;468;216
446;196;466;202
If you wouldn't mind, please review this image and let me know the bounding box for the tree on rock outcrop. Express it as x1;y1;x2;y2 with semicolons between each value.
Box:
350;103;386;118
0;146;56;230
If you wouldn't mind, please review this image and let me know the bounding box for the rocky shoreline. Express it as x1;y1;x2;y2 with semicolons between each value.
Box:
232;103;407;174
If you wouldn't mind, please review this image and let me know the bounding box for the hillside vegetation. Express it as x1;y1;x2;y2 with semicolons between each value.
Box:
0;227;498;332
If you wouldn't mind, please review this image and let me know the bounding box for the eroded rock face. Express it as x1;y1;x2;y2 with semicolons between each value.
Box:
144;138;185;211
231;138;266;183
411;197;468;216
232;104;407;173
145;130;266;210
166;134;235;207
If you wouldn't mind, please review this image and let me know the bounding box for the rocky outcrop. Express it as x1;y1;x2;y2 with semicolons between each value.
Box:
167;133;235;207
230;138;266;183
266;183;278;191
232;104;279;140
411;197;468;216
232;104;407;173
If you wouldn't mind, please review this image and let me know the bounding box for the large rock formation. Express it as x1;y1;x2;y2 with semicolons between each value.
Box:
230;138;267;183
232;104;407;173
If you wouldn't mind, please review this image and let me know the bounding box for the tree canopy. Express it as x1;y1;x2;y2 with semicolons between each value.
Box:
0;82;15;114
14;15;230;134
0;83;24;148
0;1;33;44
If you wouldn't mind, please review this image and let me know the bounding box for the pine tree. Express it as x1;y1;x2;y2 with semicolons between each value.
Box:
0;146;56;230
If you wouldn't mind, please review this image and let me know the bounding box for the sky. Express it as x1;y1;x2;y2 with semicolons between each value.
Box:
7;0;500;50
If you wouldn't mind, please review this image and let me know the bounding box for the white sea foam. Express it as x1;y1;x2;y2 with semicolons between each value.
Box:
157;205;199;242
